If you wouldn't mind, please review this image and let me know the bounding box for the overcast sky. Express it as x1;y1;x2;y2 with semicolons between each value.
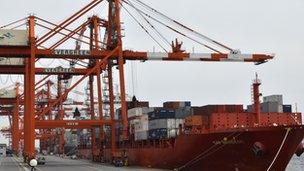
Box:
0;0;303;144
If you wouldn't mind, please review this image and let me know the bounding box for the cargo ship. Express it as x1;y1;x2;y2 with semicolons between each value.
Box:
76;75;304;171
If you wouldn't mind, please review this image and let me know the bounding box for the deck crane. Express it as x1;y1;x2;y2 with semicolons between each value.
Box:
0;0;274;163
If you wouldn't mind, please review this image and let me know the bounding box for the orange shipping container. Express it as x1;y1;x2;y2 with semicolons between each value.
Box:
163;102;181;109
185;115;203;126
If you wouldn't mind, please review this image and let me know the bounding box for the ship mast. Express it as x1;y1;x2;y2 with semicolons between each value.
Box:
253;73;261;125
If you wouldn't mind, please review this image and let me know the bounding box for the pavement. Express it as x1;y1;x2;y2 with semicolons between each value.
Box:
0;156;26;171
0;155;166;171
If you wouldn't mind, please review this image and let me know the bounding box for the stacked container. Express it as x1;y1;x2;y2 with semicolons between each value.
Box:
175;106;192;119
261;95;283;113
283;105;292;113
148;109;184;140
263;95;283;105
247;95;285;113
148;128;179;140
134;113;150;141
260;102;283;113
128;101;193;141
185;115;204;126
163;101;191;109
148;109;176;120
128;107;154;141
128;107;155;119
149;119;184;130
192;105;244;116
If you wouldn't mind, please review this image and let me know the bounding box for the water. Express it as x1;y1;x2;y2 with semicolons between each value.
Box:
286;155;304;171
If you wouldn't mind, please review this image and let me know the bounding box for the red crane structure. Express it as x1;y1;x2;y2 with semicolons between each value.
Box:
0;0;274;163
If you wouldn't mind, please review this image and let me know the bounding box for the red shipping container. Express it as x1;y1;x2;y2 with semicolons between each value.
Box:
192;105;244;116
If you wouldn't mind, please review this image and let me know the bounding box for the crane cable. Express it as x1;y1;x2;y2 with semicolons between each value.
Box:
130;0;233;52
120;2;169;52
125;0;171;47
122;0;222;53
130;61;137;96
9;75;17;84
10;22;27;30
0;75;9;85
38;59;55;67
0;17;27;29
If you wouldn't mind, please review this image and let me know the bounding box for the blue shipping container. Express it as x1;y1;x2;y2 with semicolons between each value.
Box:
185;101;191;107
148;129;168;140
283;105;292;113
148;109;175;120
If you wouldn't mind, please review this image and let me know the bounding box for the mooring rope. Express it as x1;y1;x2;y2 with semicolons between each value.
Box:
266;127;291;171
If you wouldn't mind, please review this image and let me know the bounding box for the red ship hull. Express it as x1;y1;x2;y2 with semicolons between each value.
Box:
124;125;304;171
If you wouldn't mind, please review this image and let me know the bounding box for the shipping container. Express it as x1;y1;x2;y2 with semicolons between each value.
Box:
0;89;16;98
192;105;243;116
247;105;253;112
283;105;292;113
0;30;28;66
134;131;148;141
175;106;192;119
185;115;204;126
148;109;175;120
129;119;140;125
127;101;149;109
129;119;140;133
134;121;149;132
163;101;191;109
134;114;149;132
148;119;184;130
128;107;154;118
261;102;283;113
0;29;28;46
0;58;24;65
263;95;283;105
148;128;179;140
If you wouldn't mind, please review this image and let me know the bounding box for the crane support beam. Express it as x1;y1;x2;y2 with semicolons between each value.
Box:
0;111;12;116
12;83;20;154
0;67;98;75
0;46;274;63
0;98;17;105
35;120;112;129
23;16;36;160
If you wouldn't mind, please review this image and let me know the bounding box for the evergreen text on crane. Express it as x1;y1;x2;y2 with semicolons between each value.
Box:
44;66;75;73
54;49;90;56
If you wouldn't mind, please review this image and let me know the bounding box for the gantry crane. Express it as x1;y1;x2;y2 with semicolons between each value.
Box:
0;0;273;163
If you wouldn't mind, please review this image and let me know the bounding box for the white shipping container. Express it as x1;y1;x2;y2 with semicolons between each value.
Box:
0;89;16;98
0;29;28;66
134;131;148;141
263;95;283;105
129;119;140;133
0;58;24;65
133;114;149;132
134;121;149;132
129;119;140;125
140;114;149;122
0;29;28;46
261;102;283;113
179;102;186;107
128;107;154;118
149;119;184;130
168;129;179;138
